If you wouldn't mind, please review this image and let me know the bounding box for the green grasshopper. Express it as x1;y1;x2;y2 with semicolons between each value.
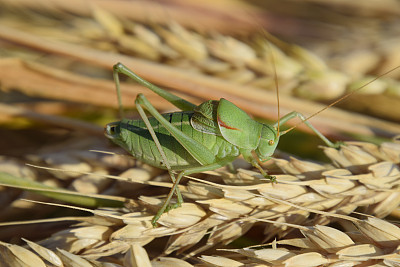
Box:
104;63;342;226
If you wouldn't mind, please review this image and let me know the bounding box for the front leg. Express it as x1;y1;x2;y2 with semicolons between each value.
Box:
275;111;341;148
241;149;276;183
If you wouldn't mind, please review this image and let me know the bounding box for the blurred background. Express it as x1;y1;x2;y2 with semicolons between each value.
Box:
1;0;400;245
1;0;400;159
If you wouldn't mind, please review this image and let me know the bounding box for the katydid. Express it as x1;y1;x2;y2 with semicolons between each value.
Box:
105;63;340;226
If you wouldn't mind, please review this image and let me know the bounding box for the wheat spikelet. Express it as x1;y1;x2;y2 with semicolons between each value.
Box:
2;214;400;265
1;2;400;266
2;139;399;266
208;216;400;266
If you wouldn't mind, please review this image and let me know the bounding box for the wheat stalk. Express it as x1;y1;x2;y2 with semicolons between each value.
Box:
0;1;399;116
1;2;400;266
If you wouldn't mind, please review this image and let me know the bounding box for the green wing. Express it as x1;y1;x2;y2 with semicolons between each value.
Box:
191;100;221;135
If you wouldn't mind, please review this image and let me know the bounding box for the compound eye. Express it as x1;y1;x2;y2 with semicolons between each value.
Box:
109;126;116;135
268;140;274;146
104;123;119;138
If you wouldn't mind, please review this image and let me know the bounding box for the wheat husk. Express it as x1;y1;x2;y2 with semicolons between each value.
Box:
198;255;243;266
2;139;399;266
1;1;400;266
22;238;63;266
124;244;152;267
0;241;47;267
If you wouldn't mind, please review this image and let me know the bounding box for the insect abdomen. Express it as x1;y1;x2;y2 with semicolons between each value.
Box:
118;111;239;170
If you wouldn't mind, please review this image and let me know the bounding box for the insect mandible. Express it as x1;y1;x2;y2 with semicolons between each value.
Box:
105;63;341;226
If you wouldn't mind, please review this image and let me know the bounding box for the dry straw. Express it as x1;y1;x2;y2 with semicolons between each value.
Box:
1;1;400;125
1;139;400;266
1;1;400;266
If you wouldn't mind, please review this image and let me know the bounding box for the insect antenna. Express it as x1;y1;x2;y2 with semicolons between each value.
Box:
271;47;281;137
252;22;282;138
281;65;400;135
112;66;125;119
264;37;281;137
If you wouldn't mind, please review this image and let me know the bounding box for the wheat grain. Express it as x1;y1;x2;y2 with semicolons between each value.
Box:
1;2;400;266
